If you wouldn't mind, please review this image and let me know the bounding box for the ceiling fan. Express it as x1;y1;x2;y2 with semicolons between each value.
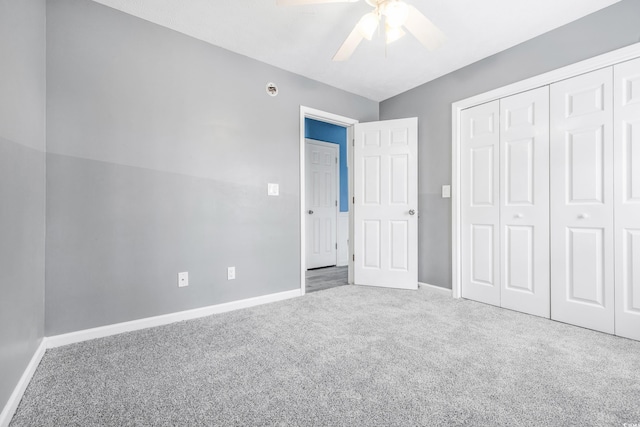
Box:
276;0;446;61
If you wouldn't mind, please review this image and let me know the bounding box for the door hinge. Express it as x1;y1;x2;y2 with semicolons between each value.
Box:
352;254;355;261
352;139;355;146
335;200;338;206
335;243;338;250
352;196;355;204
335;157;338;164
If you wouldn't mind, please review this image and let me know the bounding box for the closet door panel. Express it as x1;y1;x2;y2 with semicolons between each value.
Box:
550;67;615;334
500;86;550;317
461;101;501;306
614;57;640;341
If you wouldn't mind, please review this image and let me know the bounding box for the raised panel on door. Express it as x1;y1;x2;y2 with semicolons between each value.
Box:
567;228;605;305
461;101;500;306
504;226;533;291
306;140;338;269
550;67;614;334
390;221;409;271
471;224;495;286
353;118;418;289
363;220;381;269
364;156;381;204
500;86;550;318
614;57;640;340
471;146;495;206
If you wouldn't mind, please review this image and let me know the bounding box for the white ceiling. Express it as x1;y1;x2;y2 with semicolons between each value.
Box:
91;0;621;102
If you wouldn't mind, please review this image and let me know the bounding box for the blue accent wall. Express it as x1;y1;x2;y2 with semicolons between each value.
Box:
305;118;348;212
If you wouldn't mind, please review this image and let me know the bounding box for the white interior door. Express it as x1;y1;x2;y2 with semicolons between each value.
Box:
353;118;418;289
306;139;338;269
500;87;550;318
461;101;501;306
550;67;615;334
614;57;640;341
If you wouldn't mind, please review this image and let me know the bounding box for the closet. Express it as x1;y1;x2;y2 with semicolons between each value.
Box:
459;55;640;341
549;67;615;334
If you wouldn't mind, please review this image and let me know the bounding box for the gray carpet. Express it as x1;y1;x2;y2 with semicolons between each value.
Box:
305;266;348;293
10;285;640;426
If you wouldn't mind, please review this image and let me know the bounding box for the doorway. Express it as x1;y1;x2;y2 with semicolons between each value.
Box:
300;108;419;293
300;107;358;294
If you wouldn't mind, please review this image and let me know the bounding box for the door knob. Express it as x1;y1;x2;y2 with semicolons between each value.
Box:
308;210;314;215
578;213;589;219
409;209;416;216
515;213;523;219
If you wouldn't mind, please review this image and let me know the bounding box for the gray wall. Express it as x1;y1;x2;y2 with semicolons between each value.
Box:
45;0;378;335
380;0;640;289
0;0;46;412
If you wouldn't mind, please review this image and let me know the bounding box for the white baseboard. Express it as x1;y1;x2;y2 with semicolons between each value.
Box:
418;282;453;295
0;339;47;427
47;288;302;349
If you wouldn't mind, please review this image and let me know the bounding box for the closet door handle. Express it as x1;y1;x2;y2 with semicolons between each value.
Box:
578;213;590;219
514;213;524;219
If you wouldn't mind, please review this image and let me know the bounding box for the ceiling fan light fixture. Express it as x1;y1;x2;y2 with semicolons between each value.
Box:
356;11;379;40
385;24;405;44
383;0;409;28
279;0;446;61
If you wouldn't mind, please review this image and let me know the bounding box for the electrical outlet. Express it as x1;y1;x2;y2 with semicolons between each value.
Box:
227;267;236;280
442;185;451;198
178;271;189;287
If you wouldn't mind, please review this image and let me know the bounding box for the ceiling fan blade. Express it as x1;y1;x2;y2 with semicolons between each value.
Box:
332;25;364;61
277;0;358;5
403;4;446;51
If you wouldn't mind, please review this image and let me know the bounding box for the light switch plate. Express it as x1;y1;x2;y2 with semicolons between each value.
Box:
442;185;451;198
268;183;279;196
227;266;236;280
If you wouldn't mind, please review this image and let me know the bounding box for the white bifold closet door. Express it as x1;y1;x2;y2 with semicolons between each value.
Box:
461;101;501;306
614;57;640;341
550;67;615;334
500;87;550;317
461;89;550;315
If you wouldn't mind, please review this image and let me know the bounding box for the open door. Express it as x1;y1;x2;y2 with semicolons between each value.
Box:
353;118;418;289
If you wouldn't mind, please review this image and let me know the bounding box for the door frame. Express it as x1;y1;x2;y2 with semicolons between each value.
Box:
451;42;640;299
300;106;358;294
305;139;340;269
